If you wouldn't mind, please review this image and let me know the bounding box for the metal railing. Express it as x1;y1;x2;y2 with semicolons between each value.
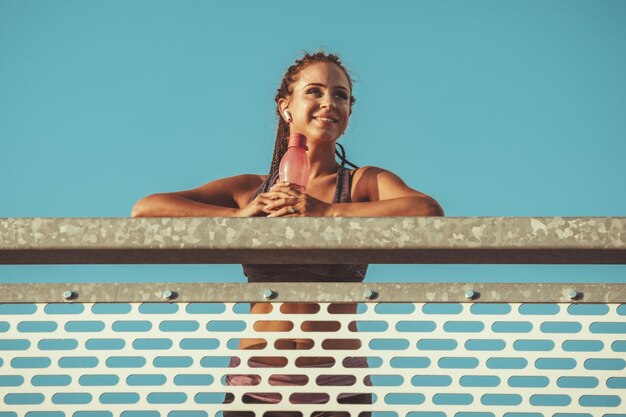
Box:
1;217;625;417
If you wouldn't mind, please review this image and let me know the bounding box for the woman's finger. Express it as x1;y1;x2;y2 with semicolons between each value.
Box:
265;197;297;210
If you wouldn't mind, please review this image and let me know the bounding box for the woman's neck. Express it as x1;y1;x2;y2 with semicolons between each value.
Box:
306;141;340;178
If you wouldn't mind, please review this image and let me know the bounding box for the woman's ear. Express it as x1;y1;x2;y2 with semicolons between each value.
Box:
278;98;291;123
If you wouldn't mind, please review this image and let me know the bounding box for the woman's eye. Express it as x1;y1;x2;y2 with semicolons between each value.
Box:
306;88;322;96
334;91;349;100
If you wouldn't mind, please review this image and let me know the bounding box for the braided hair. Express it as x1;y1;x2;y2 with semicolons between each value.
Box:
268;52;359;176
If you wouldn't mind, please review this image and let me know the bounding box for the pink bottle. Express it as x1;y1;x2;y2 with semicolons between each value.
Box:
279;133;310;192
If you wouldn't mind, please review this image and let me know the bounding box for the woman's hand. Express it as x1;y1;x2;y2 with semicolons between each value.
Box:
264;182;332;217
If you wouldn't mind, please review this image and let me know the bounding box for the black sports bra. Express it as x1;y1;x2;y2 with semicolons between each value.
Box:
241;166;368;282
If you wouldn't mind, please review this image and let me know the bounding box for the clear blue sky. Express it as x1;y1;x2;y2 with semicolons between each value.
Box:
1;0;625;283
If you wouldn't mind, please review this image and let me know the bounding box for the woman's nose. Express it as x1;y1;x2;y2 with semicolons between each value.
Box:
321;97;336;109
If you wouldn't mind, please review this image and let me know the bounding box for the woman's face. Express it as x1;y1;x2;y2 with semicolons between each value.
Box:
280;62;352;144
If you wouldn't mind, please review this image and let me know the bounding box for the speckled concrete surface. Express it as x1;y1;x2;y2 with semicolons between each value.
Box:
0;282;623;303
0;217;625;264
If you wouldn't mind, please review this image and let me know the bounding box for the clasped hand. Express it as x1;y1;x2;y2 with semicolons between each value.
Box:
246;181;331;217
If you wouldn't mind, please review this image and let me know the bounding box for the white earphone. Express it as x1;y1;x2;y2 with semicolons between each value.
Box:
283;109;292;123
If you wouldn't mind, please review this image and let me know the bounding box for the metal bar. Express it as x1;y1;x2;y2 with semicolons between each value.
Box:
0;282;623;303
1;217;625;265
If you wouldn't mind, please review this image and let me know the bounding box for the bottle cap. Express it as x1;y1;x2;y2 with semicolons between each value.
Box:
287;133;307;148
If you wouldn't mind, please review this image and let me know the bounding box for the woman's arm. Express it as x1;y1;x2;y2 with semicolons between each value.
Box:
330;166;443;217
131;174;267;218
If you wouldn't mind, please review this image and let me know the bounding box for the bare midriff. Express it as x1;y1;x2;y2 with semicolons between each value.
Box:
237;302;360;367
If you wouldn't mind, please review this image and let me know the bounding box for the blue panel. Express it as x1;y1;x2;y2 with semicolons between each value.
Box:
443;321;484;332
153;356;193;368
616;304;626;315
529;394;571;406
11;357;51;368
540;321;582;333
486;358;528;369
491;321;532;333
105;356;146;368
465;339;506;351
169;413;208;417
79;374;120;386
99;393;140;404
368;375;404;386
606;377;626;388
126;374;167;386
390;357;430;369
470;304;511;315
438;357;479;369
91;303;132;314
31;375;72;386
38;339;78;350
205;320;243;332
395;321;436;332
513;339;555;351
481;394;522;405
17;321;57;332
120;413;160;417
562;340;604;352
138;303;179;314
0;339;30;350
454;414;494;417
179;338;220;350
0;304;37;314
432;394;473;405
354;321;388;332
111;320;152;332
186;303;226;314
375;303;415;314
58;356;99;368
0;412;17;417
132;338;173;350
460;376;500;387
612;341;626;352
74;413;113;417
232;303;252;314
385;393;425;404
194;392;229;404
146;392;187;404
0;376;24;387
4;393;45;404
557;377;599;388
422;303;462;314
535;358;577;370
417;339;457;350
199;356;234;368
0;321;8;332
44;303;85;314
52;393;92;404
65;321;105;332
589;322;626;333
369;338;410;350
24;413;65;417
518;304;560;315
365;357;384;368
584;358;626;370
567;304;609;315
411;375;452;387
508;376;549;388
86;338;125;350
174;374;215;386
579;395;621;407
160;320;205;332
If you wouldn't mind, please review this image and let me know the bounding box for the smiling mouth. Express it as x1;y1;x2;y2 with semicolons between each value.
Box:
314;116;337;123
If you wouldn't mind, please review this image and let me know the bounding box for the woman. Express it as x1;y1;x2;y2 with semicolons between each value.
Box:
132;52;443;415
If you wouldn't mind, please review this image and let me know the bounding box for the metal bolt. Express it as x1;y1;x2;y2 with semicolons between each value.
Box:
569;290;580;301
465;290;478;300
162;290;175;300
364;289;375;299
263;289;275;300
62;290;75;301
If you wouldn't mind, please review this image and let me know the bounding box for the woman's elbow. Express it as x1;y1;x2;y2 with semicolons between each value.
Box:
131;195;156;217
419;196;444;217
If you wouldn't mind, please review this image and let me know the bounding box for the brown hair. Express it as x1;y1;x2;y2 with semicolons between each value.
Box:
268;51;358;175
